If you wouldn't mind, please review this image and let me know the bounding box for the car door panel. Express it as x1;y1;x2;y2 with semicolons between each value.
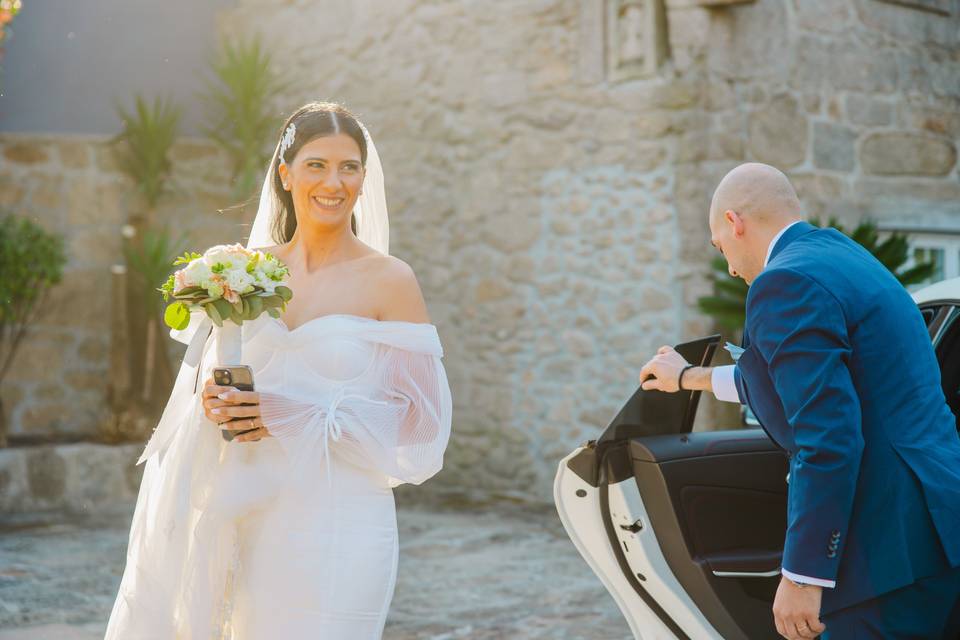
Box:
556;335;787;639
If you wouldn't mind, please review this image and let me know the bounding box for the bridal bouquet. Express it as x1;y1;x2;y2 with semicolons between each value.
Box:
159;243;292;363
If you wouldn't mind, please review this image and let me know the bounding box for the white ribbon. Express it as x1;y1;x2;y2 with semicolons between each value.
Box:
284;387;388;487
138;315;214;464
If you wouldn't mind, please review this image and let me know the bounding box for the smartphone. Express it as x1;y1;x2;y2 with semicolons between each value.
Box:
212;365;259;442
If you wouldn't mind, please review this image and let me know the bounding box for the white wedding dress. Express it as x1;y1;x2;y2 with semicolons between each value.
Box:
104;312;452;639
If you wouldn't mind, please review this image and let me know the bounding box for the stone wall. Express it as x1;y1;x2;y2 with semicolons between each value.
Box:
0;442;142;514
2;0;958;502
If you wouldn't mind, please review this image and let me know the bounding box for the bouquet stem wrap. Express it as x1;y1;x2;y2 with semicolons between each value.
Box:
216;320;243;366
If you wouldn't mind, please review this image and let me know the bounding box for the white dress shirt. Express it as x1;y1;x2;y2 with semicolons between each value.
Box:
706;222;835;588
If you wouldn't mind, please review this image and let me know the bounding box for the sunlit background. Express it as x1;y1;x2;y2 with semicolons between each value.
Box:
1;0;958;637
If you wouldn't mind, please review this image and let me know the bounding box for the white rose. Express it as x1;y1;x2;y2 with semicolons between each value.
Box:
182;259;212;286
226;269;255;294
203;245;235;269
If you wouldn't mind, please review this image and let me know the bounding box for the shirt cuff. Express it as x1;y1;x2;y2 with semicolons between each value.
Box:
711;365;741;403
782;568;836;589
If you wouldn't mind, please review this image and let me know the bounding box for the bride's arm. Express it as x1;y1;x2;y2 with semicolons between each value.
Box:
257;348;452;485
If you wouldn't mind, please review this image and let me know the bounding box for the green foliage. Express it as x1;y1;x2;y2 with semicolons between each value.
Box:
164;301;191;330
173;251;202;266
164;282;292;329
123;226;188;313
697;219;938;332
698;256;749;332
201;35;289;197
112;95;183;210
0;214;67;381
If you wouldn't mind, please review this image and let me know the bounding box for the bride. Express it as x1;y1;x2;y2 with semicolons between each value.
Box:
104;102;453;639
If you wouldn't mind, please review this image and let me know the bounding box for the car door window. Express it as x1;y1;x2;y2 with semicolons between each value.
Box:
931;306;960;434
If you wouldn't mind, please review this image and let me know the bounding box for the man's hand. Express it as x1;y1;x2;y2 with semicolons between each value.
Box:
639;346;691;393
772;577;825;639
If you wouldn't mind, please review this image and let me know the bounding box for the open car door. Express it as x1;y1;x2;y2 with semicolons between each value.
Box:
555;335;789;639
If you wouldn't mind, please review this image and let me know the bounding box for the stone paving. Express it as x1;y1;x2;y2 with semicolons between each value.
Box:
0;496;630;639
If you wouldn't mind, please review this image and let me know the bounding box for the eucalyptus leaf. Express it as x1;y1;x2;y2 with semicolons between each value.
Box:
205;302;223;327
247;295;263;318
212;298;233;322
163;301;191;330
274;285;293;302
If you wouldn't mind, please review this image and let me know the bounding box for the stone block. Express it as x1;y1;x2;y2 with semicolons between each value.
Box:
813;122;857;172
907;105;960;138
857;0;957;47
65;177;126;226
56;140;92;170
68;226;122;268
26;447;67;503
861;132;957;176
4;142;49;165
791;0;852;32
748;94;808;168
791;37;897;94
845;94;894;127
30;181;64;211
43;269;113;332
0;174;26;207
707;0;788;79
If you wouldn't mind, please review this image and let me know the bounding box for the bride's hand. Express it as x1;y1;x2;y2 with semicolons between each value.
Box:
201;378;273;442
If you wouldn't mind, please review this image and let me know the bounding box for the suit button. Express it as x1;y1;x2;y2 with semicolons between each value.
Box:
827;551;837;559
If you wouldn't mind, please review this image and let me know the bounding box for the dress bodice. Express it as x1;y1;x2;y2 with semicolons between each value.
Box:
242;315;380;393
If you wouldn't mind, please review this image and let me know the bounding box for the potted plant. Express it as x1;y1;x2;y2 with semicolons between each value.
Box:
0;214;66;447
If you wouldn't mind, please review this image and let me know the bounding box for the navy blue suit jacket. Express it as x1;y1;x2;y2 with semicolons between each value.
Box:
734;221;960;614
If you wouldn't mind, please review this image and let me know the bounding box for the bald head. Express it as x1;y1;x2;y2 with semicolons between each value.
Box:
709;163;802;228
708;163;803;284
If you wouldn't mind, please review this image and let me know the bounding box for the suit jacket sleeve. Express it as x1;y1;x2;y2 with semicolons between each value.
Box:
746;267;864;583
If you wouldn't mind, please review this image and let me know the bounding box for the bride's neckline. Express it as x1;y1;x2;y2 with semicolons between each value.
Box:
271;313;433;333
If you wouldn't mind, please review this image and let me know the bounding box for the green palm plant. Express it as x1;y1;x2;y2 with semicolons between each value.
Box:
201;35;289;198
698;218;938;333
112;95;182;212
123;226;188;403
110;94;183;427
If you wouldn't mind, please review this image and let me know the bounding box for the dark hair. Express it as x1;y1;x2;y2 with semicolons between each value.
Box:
270;102;367;243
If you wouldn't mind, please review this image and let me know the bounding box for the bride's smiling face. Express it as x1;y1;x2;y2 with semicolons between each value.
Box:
279;133;365;229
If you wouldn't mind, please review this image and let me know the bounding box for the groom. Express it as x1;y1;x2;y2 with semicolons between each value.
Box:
639;163;960;639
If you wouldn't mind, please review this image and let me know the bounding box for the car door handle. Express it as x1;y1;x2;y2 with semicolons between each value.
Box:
703;549;782;578
712;569;781;578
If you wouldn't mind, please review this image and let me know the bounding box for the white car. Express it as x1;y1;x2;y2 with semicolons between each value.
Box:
554;278;960;639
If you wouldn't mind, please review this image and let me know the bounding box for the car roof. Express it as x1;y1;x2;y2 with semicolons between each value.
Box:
913;277;960;305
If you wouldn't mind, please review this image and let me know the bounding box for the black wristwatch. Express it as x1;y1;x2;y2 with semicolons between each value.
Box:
678;364;696;391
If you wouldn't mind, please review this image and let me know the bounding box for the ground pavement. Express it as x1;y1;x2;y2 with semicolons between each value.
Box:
0;495;630;639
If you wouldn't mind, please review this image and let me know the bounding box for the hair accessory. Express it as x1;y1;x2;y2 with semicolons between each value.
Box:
278;122;297;166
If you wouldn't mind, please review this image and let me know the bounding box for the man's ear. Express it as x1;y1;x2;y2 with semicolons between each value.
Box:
725;209;746;238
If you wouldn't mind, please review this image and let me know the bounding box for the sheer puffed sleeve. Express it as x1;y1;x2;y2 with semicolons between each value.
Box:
259;341;452;487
